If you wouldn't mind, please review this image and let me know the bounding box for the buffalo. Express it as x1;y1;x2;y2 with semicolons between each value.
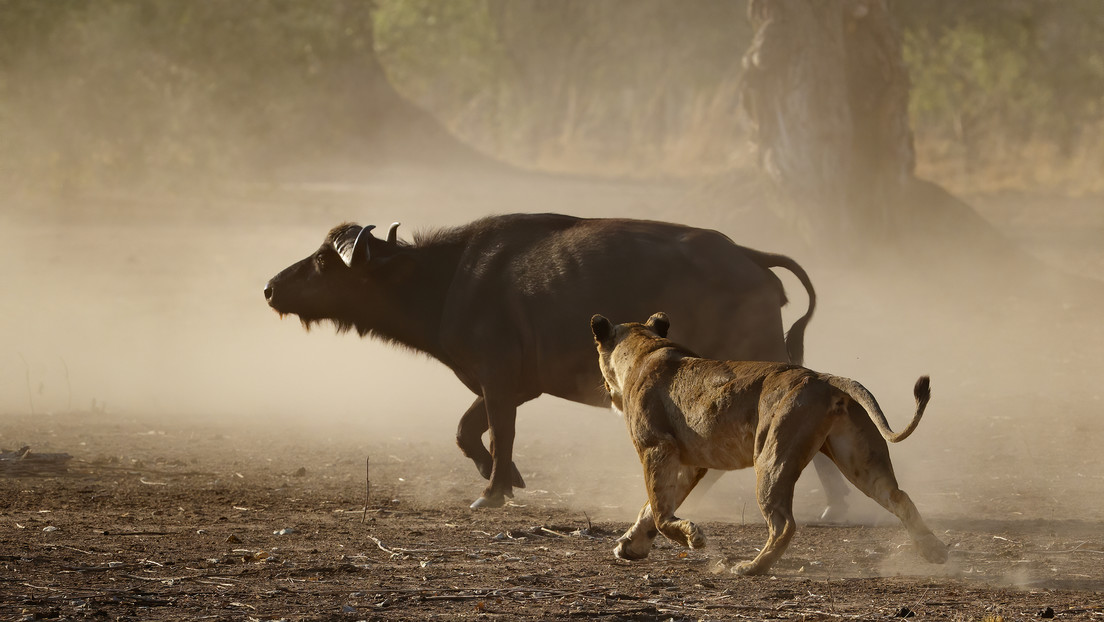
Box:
264;213;826;510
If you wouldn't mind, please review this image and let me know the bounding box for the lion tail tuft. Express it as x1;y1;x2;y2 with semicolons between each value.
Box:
826;374;931;444
913;376;931;409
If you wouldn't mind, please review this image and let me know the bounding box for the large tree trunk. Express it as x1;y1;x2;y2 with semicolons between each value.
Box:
740;0;1000;254
737;0;1102;430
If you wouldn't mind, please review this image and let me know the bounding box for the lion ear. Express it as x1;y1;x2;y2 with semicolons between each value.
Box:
646;312;670;338
591;314;613;345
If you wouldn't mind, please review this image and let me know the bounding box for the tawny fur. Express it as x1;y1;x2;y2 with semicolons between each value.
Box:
591;312;947;576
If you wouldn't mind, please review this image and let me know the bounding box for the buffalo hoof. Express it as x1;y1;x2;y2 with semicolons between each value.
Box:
470;494;506;510
818;502;850;524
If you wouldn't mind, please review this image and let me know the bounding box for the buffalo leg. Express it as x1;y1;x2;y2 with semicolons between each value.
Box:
457;396;526;488
457;397;493;478
812;453;851;521
470;394;522;509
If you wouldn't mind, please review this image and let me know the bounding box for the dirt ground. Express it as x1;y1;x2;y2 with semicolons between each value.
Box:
2;167;1103;620
2;406;1104;622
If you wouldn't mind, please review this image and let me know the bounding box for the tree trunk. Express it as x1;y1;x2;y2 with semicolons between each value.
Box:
738;0;1101;301
739;0;1014;258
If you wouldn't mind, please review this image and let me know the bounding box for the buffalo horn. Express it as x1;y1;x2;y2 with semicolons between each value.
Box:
339;224;376;267
387;222;401;244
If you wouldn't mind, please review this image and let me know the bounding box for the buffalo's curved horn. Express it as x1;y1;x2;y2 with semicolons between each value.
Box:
339;224;376;267
386;222;401;244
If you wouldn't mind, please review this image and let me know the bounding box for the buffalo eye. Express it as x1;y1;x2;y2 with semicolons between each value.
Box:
314;253;328;271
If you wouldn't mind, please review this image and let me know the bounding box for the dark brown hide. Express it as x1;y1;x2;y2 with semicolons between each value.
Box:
265;213;816;508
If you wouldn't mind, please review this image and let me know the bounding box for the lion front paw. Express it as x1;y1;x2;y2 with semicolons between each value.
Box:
614;537;651;561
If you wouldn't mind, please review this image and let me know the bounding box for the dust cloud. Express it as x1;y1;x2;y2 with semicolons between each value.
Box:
2;6;1102;533
4;166;1102;528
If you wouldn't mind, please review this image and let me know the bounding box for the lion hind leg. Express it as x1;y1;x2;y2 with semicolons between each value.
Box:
885;488;949;564
827;433;948;564
860;478;947;564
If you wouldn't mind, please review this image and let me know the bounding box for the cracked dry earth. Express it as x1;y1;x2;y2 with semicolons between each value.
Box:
2;407;1103;622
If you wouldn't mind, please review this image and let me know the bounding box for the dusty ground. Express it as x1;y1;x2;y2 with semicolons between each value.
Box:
2;407;1104;621
2;167;1103;620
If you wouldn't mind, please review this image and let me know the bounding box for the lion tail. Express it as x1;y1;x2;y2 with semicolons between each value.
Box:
823;375;931;443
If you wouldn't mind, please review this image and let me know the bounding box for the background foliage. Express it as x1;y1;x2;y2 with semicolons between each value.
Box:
0;0;383;191
1;0;1101;191
896;1;1104;189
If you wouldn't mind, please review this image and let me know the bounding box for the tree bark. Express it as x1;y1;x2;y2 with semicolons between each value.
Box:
741;0;916;241
739;0;1100;300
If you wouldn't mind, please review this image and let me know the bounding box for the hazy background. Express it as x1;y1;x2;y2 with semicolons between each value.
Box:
1;1;1102;522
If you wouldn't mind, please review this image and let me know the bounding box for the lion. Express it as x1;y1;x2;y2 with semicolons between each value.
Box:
590;312;948;576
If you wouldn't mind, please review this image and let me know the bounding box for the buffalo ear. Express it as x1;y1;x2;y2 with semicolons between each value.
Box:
591;314;613;345
645;312;670;338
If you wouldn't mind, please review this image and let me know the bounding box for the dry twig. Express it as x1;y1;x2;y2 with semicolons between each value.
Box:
1;446;72;476
366;535;467;557
362;456;370;523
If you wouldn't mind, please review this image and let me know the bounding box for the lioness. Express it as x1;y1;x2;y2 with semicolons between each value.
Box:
591;312;948;576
